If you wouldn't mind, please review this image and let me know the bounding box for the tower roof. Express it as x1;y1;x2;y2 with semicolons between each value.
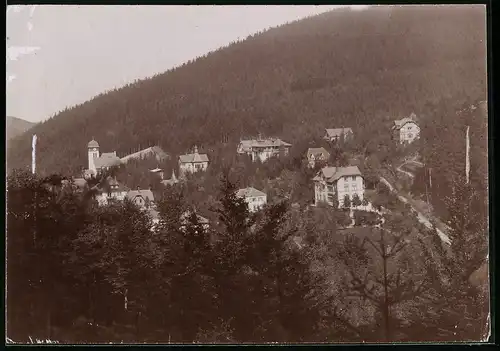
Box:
88;139;99;148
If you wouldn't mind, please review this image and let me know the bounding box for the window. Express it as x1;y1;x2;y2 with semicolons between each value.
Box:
408;133;413;138
344;183;349;190
351;176;356;181
352;184;357;191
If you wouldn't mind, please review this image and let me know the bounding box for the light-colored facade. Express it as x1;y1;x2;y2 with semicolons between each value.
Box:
179;146;209;176
306;147;330;168
126;188;155;209
237;138;292;163
313;166;364;208
86;139;122;178
393;114;420;144
323;128;353;143
95;177;129;206
236;187;267;212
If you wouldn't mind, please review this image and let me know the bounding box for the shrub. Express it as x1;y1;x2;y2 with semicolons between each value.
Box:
353;210;382;227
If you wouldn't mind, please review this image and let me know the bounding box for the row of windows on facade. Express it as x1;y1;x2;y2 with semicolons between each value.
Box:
318;182;359;192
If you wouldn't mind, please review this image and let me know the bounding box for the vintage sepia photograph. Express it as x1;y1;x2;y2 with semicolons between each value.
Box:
6;4;489;344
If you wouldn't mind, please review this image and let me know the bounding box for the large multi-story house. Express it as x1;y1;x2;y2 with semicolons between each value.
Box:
313;166;364;208
178;146;209;176
323;128;353;143
85;139;122;178
306;147;330;168
237;137;292;163
392;113;420;144
236;187;267;212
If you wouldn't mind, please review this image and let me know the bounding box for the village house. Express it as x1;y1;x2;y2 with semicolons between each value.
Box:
95;177;130;206
306;147;330;168
126;188;155;209
237;137;292;163
85;139;122;178
236;187;268;212
180;210;210;232
392;113;420;144
323;128;353;143
313;166;364;208
178;146;209;177
161;170;179;186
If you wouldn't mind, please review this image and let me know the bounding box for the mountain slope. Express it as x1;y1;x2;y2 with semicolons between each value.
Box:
7;5;487;175
7;116;35;142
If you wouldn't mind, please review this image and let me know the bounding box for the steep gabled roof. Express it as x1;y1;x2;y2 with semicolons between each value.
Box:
126;189;155;202
325;128;353;138
313;166;362;183
236;187;267;198
393;113;419;130
307;147;330;159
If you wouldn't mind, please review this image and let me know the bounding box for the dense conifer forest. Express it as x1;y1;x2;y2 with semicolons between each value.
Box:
6;5;489;344
7;6;486;176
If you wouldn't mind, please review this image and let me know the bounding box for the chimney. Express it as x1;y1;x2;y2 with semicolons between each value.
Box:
194;145;199;154
137;186;140;192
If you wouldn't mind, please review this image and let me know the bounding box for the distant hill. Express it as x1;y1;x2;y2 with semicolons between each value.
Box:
7;116;35;142
6;5;487;175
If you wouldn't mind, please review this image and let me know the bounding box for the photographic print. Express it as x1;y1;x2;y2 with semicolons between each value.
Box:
6;4;489;344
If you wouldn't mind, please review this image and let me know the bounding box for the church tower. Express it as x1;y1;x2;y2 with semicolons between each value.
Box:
88;138;100;173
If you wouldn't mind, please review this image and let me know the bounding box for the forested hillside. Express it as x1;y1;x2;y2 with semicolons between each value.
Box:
7;5;486;175
7;116;35;142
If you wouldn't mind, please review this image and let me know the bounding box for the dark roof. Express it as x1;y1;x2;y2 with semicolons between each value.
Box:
94;152;122;168
313;166;362;183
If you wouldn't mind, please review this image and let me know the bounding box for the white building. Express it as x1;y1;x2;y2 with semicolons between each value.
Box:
85;139;122;178
313;166;364;208
94;177;129;206
323;128;353;143
178;146;209;176
126;188;155;209
237;137;292;163
392;113;420;144
236;187;267;212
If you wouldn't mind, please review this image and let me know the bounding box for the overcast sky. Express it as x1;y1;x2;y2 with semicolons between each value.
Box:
7;5;371;123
